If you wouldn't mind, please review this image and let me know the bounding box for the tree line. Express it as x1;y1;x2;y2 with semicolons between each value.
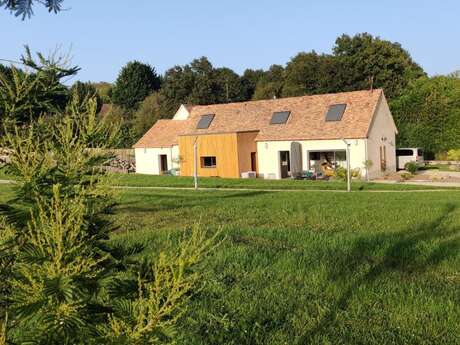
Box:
2;33;460;157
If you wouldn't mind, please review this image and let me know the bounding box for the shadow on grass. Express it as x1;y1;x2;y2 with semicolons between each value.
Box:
116;190;269;214
300;203;460;342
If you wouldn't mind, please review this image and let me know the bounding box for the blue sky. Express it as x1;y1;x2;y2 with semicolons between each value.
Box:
1;0;459;83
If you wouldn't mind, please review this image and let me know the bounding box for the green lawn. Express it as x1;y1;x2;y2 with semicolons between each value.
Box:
113;173;456;191
109;187;460;345
1;183;459;344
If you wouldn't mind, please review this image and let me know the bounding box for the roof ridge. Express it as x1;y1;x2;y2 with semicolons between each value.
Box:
190;89;383;110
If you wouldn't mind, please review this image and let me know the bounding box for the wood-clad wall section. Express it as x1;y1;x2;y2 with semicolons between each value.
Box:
179;131;259;178
179;133;240;178
237;131;258;174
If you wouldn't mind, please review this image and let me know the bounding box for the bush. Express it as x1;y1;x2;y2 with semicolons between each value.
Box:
352;168;361;179
447;149;460;161
333;166;347;180
435;151;448;160
400;172;413;180
405;161;418;174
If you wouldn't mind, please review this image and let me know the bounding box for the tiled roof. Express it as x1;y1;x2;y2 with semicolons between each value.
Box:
133;119;192;148
185;89;383;141
134;89;385;148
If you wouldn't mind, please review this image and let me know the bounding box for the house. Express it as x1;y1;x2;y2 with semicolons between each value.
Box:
134;89;398;180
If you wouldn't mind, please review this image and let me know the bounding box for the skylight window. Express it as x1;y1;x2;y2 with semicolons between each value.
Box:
325;104;347;122
270;111;290;125
196;114;215;129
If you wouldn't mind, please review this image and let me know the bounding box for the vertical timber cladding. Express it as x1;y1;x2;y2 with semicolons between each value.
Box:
178;131;259;178
178;133;240;178
236;131;259;174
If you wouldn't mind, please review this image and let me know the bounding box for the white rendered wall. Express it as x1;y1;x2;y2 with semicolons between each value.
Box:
135;146;180;175
256;139;368;180
172;105;191;120
366;96;398;179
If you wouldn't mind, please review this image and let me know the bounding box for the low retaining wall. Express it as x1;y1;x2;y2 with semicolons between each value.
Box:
0;148;136;173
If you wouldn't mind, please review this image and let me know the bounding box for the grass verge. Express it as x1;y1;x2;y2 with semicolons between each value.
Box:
113;173;458;191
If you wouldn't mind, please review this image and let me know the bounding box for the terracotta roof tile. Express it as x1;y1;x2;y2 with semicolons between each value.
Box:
133;119;192;148
185;89;383;141
135;89;385;148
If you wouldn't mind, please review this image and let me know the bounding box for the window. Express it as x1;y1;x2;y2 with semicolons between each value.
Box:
325;104;347;121
396;149;414;156
308;150;346;170
417;149;423;157
196;114;215;129
270;111;290;124
201;156;216;168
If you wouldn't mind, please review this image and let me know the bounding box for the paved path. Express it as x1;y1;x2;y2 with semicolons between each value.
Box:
373;180;460;188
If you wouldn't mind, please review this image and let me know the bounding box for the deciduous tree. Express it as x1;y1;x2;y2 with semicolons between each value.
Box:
112;61;161;111
333;33;425;98
390;76;460;157
252;64;285;100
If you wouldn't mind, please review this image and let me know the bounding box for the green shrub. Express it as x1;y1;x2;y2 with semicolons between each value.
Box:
400;172;413;180
447;149;460;161
435;151;448;160
352;168;361;179
334;166;347;180
405;161;418;174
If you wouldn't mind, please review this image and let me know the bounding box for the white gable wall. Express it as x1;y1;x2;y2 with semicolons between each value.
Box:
172;105;191;120
366;96;397;179
135;146;180;175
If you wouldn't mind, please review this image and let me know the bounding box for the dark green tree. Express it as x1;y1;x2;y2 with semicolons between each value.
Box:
159;57;244;115
188;57;219;105
282;51;328;97
240;69;265;101
69;81;103;113
333;33;426;98
213;67;244;103
0;0;64;19
112;61;161;111
281;51;344;97
159;64;196;115
252;65;285;100
390;76;460;157
133;92;165;138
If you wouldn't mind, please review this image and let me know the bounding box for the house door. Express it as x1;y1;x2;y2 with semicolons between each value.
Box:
251;152;257;172
159;154;168;174
279;151;290;178
380;146;387;172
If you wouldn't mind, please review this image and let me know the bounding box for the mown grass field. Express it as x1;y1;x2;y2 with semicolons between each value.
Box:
113;173;455;191
110;186;460;344
1;181;459;344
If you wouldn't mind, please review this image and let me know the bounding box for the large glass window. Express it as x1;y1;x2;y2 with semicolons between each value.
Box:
308;150;346;172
